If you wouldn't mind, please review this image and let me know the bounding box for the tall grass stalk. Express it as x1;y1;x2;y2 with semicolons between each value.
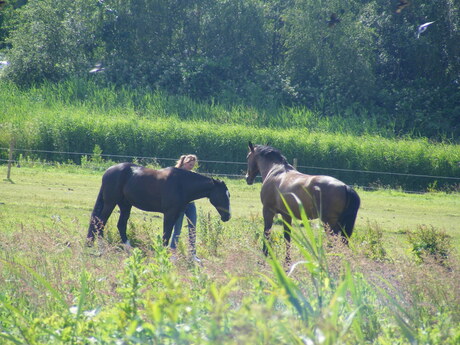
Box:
0;259;71;344
1;117;458;191
374;278;417;345
266;195;365;344
266;194;451;344
1;259;68;311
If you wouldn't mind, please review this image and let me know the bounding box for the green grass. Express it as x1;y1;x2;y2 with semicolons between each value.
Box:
358;189;460;250
2;79;459;191
2;77;459;344
0;78;397;136
1;164;459;344
2;165;459;249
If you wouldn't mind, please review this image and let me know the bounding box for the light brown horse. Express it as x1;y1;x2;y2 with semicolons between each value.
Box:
245;142;360;263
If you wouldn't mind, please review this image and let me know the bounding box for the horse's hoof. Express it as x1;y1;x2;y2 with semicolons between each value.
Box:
191;255;203;266
123;241;133;252
170;253;178;262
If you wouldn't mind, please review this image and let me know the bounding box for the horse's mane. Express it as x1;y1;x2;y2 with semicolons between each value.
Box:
255;145;292;168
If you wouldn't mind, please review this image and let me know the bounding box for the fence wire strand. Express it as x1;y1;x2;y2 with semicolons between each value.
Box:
1;147;459;194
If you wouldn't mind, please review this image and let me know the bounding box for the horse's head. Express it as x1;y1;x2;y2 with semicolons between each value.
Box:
245;141;259;185
209;179;231;222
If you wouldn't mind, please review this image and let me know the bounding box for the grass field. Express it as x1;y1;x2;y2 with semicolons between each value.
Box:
1;165;459;249
1;164;459;344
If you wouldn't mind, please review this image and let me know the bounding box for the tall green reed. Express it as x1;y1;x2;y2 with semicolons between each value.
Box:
263;195;366;344
2;79;459;191
262;193;444;344
0;258;93;345
3;78;443;138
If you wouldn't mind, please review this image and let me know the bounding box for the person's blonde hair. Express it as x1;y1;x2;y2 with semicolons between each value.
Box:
175;154;198;168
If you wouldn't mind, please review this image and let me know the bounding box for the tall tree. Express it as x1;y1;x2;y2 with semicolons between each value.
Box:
5;0;101;85
283;0;376;113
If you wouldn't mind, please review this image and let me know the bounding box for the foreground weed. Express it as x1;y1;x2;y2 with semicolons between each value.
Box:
407;224;453;265
264;196;369;344
116;249;146;320
353;220;389;262
264;195;460;344
199;210;225;257
0;259;94;345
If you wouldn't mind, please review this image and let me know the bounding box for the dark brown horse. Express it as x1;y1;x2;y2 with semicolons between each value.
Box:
87;162;231;247
245;142;360;263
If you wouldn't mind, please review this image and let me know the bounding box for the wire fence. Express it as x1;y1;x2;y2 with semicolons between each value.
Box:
2;146;460;193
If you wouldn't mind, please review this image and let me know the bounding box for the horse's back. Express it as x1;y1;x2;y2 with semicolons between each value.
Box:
267;170;348;220
99;163;174;211
275;170;343;195
102;162;137;181
100;163;136;197
307;175;348;213
123;165;177;211
102;163;172;183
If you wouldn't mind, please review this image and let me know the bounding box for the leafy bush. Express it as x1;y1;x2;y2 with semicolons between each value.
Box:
407;225;453;265
2;0;460;139
3;0;101;86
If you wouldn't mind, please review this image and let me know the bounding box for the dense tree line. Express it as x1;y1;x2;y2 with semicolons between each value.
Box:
1;0;459;140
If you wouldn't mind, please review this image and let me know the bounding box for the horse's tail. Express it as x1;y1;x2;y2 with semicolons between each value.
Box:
338;185;361;238
87;187;104;240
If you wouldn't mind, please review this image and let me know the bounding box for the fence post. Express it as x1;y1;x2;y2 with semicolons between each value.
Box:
7;138;15;180
293;158;298;170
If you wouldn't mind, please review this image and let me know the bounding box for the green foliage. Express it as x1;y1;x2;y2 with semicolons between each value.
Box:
199;210;225;257
80;145;115;171
353;221;389;262
284;0;377;112
1;1;459;138
1;166;459;344
3;0;101;85
1;82;459;191
407;225;453;264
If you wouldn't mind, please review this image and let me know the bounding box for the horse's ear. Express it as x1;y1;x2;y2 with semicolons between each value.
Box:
248;141;254;152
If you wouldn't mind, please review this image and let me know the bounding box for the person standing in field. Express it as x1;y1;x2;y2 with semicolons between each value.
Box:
170;154;200;262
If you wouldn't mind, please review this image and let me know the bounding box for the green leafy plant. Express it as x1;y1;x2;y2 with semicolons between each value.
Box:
353;220;389;262
199;210;225;257
407;225;453;265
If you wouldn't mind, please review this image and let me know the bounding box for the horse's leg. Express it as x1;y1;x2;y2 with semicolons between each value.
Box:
262;206;276;257
330;221;349;245
281;214;292;265
93;202;116;239
163;210;180;247
87;189;105;243
117;203;132;247
90;202;116;253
